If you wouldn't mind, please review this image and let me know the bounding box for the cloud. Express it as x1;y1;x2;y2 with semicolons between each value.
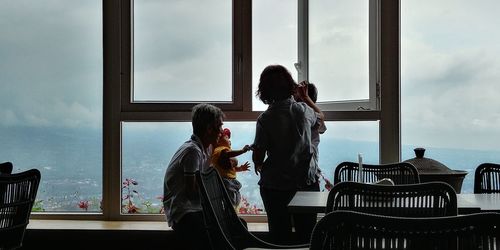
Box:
401;0;500;151
133;0;232;101
134;44;232;101
322;121;379;143
0;109;20;126
0;98;101;129
0;0;102;129
0;0;499;152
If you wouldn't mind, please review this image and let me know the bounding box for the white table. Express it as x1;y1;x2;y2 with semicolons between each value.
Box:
288;191;500;214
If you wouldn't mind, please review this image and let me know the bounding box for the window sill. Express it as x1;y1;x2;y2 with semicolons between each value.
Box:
27;219;269;232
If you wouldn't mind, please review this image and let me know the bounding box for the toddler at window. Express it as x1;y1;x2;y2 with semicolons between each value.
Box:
294;82;332;191
211;128;252;207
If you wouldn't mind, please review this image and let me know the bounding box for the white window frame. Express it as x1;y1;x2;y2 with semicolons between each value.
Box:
297;0;380;111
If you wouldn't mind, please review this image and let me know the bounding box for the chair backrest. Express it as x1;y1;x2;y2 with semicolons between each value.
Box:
196;168;302;250
334;161;420;185
325;181;457;216
474;163;500;193
196;168;242;250
0;169;41;250
310;210;500;250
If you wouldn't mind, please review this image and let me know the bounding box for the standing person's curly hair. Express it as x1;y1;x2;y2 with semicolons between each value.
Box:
256;65;296;104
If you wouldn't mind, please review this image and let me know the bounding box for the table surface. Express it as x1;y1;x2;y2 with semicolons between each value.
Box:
288;191;500;214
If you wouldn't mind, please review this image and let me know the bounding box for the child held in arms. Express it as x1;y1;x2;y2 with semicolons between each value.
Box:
294;82;333;191
211;128;252;207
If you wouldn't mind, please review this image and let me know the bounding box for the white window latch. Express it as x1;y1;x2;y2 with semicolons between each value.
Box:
294;62;302;74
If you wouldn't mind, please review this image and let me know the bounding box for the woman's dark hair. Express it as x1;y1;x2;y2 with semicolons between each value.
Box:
256;65;296;104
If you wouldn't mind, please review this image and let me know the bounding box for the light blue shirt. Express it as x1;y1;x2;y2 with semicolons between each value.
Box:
253;97;320;190
308;116;327;184
163;134;211;226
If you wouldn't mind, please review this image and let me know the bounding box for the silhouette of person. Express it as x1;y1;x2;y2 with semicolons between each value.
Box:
163;103;224;250
252;65;325;244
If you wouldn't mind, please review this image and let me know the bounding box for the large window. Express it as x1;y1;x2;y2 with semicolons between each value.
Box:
116;0;382;220
127;0;380;114
0;0;102;212
0;1;399;220
121;121;379;214
401;0;500;193
253;0;379;111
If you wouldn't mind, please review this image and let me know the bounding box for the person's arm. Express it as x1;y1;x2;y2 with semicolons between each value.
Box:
253;119;267;175
182;149;202;198
225;145;251;158
297;81;325;120
184;175;198;199
252;148;265;175
217;149;234;170
317;118;327;134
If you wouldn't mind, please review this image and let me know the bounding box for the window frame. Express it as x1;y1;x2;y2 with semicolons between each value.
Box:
31;0;401;221
121;0;245;112
297;0;380;111
111;0;393;222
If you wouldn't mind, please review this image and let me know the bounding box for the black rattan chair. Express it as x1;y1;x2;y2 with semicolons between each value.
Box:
474;163;500;193
310;210;500;250
0;169;41;250
334;161;420;185
196;168;308;250
325;181;457;216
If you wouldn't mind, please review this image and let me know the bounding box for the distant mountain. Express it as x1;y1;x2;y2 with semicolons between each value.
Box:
1;126;499;211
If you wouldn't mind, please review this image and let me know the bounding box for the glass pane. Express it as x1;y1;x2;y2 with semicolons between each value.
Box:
121;121;378;214
309;0;369;102
319;121;380;186
252;0;297;111
0;0;102;212
121;123;189;214
402;0;500;193
133;0;232;102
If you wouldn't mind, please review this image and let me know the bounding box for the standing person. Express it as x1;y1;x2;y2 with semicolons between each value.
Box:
252;65;325;244
294;83;332;191
163;103;224;250
211;127;252;208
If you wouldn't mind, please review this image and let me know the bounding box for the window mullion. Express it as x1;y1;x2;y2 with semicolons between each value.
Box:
297;0;308;82
239;0;252;112
369;0;381;110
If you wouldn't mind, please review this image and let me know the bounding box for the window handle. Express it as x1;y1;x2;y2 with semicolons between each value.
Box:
294;62;302;74
237;55;242;75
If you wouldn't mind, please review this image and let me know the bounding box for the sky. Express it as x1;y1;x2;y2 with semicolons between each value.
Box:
0;0;499;152
0;0;102;129
401;0;500;150
134;0;232;102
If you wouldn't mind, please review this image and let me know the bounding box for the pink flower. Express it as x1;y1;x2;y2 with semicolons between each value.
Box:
324;178;333;191
126;203;140;213
239;207;246;214
318;172;333;191
78;200;89;211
